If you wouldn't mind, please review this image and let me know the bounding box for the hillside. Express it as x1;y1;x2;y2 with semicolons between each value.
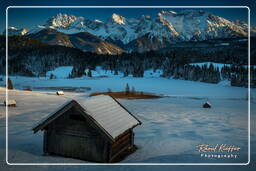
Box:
28;28;124;54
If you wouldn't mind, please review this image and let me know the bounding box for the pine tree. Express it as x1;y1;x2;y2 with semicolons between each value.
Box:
8;78;13;89
114;69;118;75
50;74;55;79
88;69;92;77
124;69;129;77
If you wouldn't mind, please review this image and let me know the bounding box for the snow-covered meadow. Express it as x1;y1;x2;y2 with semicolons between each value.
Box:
46;66;74;79
0;75;255;170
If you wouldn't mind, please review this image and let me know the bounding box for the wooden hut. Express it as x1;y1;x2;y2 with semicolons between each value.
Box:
203;101;211;108
56;91;64;95
33;95;141;162
4;100;16;107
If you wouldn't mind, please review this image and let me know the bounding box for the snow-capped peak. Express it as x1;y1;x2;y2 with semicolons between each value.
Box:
20;28;29;35
94;19;103;23
47;13;79;28
8;26;18;30
111;13;126;24
168;10;177;15
4;26;29;35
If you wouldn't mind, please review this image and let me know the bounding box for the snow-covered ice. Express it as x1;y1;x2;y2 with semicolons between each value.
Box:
46;66;73;79
143;69;163;78
85;66;124;77
0;76;253;99
0;76;255;170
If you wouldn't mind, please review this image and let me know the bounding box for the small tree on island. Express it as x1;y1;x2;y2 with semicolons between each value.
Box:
8;78;13;89
125;83;130;94
107;88;112;93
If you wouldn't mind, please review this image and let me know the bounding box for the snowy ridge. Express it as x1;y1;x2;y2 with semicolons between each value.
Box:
4;26;29;36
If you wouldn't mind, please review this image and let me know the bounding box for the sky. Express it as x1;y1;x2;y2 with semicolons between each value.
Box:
0;0;255;32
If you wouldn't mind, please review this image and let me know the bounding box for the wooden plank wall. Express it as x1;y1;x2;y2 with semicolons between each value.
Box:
45;106;109;162
110;131;132;161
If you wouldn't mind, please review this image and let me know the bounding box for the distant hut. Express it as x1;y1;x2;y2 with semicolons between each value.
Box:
203;101;211;108
24;86;32;91
4;100;16;107
56;91;64;95
33;95;141;163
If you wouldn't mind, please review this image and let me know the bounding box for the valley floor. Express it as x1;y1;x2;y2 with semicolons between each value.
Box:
0;76;255;170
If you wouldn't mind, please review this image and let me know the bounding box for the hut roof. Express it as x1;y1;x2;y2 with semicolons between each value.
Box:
33;95;141;141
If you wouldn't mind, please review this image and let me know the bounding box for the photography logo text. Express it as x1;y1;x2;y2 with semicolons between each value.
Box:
196;144;241;159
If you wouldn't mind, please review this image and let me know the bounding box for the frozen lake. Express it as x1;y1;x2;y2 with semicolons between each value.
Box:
0;76;255;170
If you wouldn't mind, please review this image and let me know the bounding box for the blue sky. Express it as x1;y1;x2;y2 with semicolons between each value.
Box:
0;0;255;32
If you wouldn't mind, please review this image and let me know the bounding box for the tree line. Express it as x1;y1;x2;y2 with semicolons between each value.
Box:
0;35;255;88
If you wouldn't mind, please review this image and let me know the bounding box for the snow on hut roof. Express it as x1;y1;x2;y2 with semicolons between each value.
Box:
77;95;141;139
33;95;141;140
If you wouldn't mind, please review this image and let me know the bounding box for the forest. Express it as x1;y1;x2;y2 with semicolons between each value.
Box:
0;35;255;87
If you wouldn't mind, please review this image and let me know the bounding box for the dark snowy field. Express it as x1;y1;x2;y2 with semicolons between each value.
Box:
0;76;255;170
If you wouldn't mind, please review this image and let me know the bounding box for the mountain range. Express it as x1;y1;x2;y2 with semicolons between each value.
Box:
4;10;254;54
